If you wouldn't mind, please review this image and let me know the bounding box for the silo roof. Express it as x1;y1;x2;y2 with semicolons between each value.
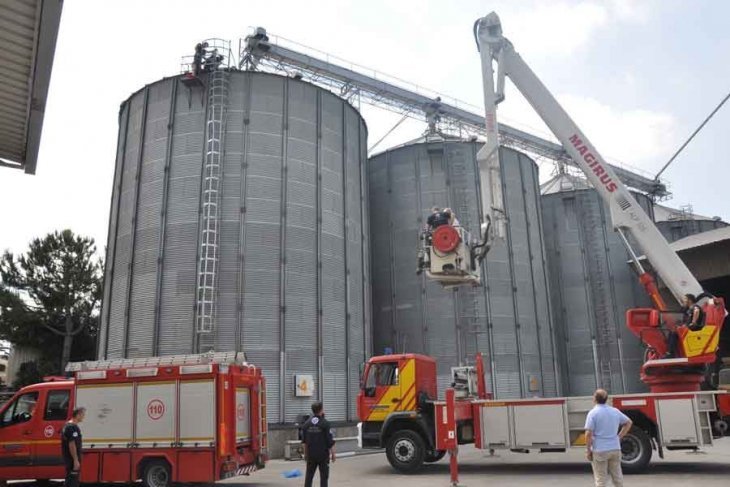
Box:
540;172;591;194
0;0;63;174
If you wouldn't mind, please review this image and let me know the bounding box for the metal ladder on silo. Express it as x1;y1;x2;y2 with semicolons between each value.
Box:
582;196;613;392
448;145;485;358
195;69;230;340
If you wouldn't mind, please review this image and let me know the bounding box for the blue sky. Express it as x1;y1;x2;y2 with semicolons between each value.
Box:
1;0;728;254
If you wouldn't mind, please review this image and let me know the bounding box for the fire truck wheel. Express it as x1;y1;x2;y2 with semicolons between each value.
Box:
142;460;171;487
385;430;426;474
620;427;652;474
424;450;446;463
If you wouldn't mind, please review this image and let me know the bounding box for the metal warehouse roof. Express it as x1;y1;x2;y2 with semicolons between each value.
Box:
0;0;63;174
637;226;730;261
653;203;723;223
663;226;730;254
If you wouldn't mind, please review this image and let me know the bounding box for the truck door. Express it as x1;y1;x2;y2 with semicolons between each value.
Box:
360;361;402;422
33;388;71;478
0;391;40;480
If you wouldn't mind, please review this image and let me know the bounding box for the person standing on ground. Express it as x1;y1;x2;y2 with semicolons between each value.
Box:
301;401;336;487
62;407;86;487
585;389;633;487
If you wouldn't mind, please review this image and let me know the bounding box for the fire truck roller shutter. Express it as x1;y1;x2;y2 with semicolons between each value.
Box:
76;384;134;447
179;380;215;446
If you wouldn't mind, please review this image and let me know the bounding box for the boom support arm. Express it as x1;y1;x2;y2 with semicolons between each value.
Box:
475;12;701;306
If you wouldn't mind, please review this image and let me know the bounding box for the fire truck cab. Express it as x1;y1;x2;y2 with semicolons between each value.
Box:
0;378;73;482
0;352;267;487
357;354;482;472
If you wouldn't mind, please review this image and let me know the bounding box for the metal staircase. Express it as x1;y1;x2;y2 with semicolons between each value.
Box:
196;68;230;343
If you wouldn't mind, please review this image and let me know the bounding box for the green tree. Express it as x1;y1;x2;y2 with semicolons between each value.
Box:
0;230;103;372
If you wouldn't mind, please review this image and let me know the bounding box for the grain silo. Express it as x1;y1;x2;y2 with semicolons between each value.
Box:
98;69;371;423
541;174;654;396
368;137;558;398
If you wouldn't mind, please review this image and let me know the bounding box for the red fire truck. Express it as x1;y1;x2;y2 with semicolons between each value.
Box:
0;352;267;487
358;352;730;474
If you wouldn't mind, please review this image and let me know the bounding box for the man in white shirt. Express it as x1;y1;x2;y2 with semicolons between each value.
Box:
584;389;633;487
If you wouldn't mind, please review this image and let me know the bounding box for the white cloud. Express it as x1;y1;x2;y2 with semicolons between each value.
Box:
558;94;677;168
504;0;653;57
498;88;677;173
607;0;652;22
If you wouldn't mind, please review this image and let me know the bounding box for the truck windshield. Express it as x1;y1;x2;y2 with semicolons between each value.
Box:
365;362;399;388
2;392;38;425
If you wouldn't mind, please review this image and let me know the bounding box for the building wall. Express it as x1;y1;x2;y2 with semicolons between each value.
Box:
99;72;370;423
369;141;558;398
5;346;41;387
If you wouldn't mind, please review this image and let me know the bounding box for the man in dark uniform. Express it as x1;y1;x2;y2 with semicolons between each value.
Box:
426;206;451;229
61;407;86;487
665;293;705;358
301;401;335;487
193;42;207;76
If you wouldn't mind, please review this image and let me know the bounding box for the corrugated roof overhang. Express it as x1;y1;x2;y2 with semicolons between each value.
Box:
0;0;63;174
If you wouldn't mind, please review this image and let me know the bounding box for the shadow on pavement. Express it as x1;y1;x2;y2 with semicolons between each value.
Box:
368;460;730;477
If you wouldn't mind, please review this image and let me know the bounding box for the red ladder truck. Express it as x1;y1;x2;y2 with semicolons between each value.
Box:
359;11;730;475
358;352;730;474
0;352;268;487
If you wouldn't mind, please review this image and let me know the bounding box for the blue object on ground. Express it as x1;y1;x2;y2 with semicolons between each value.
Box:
282;469;303;478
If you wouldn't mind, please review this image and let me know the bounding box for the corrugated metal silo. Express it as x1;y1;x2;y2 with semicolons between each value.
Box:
368;138;558;398
541;176;654;396
99;71;371;423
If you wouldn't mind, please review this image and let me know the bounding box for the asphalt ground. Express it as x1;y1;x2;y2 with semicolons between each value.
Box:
224;439;730;486
10;439;730;486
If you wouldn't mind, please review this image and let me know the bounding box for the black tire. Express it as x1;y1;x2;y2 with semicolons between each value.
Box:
385;430;426;474
142;460;171;487
621;427;652;474
424;450;446;463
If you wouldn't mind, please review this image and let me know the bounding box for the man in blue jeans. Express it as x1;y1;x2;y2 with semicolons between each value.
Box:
585;389;633;487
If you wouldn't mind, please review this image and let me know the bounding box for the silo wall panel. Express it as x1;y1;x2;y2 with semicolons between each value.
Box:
127;80;172;358
282;80;319;420
106;91;145;358
157;80;204;356
98;101;130;359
